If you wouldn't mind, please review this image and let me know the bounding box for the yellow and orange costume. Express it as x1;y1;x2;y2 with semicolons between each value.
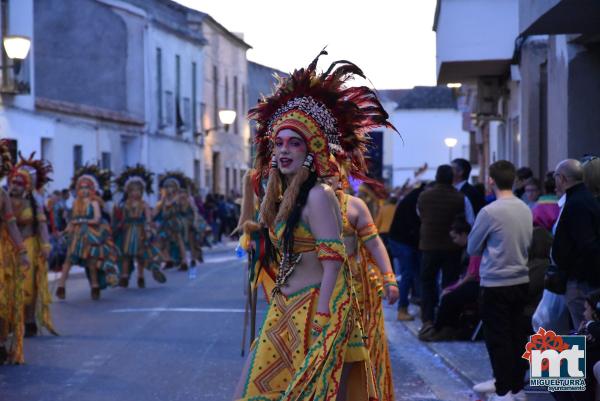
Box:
0;140;30;364
8;154;58;340
339;191;395;401
237;50;397;400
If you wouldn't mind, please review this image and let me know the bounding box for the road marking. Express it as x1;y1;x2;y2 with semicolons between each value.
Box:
110;307;250;313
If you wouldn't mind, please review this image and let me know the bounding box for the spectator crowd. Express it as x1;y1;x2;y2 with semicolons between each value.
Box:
370;156;600;401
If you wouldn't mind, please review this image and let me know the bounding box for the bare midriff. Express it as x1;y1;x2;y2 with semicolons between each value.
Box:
280;250;323;296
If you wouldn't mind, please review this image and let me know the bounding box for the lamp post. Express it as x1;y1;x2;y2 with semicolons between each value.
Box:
1;0;32;94
444;137;458;163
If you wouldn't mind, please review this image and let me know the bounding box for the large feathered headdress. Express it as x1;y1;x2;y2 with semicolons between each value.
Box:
115;164;154;194
71;164;112;195
9;152;53;191
249;49;397;183
158;170;187;190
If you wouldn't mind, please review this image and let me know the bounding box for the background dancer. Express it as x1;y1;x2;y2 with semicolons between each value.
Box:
55;165;119;300
8;153;58;338
154;171;188;270
0;140;31;364
113;164;166;288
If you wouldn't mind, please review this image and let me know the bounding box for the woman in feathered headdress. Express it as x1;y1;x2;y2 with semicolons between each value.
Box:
154;171;189;270
0;139;31;364
113;164;166;288
234;50;395;401
55;164;119;300
7;153;58;340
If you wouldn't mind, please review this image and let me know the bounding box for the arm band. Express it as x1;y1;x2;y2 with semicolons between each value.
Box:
357;223;378;243
314;238;346;262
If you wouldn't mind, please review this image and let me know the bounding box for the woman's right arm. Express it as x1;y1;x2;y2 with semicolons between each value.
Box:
306;184;345;316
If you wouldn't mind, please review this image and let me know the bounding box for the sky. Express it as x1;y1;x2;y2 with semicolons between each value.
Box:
174;0;438;90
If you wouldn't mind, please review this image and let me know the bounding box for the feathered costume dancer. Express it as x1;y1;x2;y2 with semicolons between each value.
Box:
0;140;31;364
182;177;205;266
113;165;166;288
235;50;396;401
8;153;58;339
335;168;398;401
154;171;189;270
55;165;119;301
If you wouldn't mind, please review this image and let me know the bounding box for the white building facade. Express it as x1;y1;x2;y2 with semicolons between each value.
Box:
0;0;237;197
200;17;251;197
380;88;470;188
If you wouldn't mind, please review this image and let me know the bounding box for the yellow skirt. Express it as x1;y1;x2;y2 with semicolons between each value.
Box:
0;227;26;364
239;264;377;401
22;236;58;336
350;248;396;401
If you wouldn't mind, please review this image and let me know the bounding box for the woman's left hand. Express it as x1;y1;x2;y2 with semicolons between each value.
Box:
384;285;399;305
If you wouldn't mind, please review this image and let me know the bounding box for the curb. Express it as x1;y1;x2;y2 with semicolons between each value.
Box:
399;318;481;388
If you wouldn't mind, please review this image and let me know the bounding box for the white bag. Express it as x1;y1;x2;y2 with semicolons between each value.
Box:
531;289;571;334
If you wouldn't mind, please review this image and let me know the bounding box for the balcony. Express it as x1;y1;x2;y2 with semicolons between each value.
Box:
434;0;519;84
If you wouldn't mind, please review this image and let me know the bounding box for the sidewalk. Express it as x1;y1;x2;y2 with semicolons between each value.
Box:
392;304;553;401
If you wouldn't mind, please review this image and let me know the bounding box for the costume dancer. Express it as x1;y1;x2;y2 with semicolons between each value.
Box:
113;165;166;288
55;165;119;300
182;178;204;267
331;164;398;401
154;171;188;270
234;50;395;401
8;153;58;338
0;140;30;364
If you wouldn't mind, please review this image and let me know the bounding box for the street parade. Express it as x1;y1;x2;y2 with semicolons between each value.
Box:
2;1;600;401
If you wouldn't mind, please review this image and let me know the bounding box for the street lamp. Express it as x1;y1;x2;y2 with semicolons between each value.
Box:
1;0;32;94
194;109;238;142
218;109;237;127
3;35;31;60
444;137;458;162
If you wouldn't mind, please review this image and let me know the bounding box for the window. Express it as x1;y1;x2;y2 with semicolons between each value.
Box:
157;48;163;126
41;138;52;161
101;152;111;170
198;102;206;132
213;65;219;129
73;145;83;172
225;167;230;196
192;62;197;134
183;97;191;129
225;76;229;108
233;168;238;194
165;91;174;126
175;55;183;134
233;76;238;134
194;159;201;186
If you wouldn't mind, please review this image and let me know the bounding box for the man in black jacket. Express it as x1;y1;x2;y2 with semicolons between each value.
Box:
552;159;600;328
388;184;426;321
452;158;486;217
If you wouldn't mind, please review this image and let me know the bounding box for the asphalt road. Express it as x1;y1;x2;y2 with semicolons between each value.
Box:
0;245;482;401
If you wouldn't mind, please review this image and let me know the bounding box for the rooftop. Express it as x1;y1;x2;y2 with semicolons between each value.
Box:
379;86;457;110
